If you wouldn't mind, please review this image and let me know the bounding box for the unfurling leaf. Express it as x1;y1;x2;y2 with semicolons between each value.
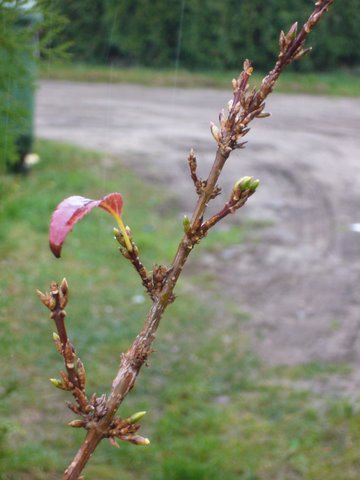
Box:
49;193;124;258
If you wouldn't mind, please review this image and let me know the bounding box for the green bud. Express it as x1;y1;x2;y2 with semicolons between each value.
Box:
127;411;147;425
52;332;62;355
49;378;65;389
234;176;252;191
183;215;191;234
249;179;260;192
53;332;60;342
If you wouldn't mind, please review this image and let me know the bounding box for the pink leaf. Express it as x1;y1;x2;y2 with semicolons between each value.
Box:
49;193;123;258
98;192;123;218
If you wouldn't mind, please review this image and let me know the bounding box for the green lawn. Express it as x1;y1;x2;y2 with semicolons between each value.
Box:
40;63;360;97
1;141;360;479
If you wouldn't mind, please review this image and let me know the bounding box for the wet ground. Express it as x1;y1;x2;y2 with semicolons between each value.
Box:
36;81;360;394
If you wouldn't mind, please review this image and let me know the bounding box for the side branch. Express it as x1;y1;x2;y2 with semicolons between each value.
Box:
37;281;90;414
200;176;259;236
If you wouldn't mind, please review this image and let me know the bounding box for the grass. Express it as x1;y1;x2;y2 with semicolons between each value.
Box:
1;141;360;479
40;62;360;97
272;362;353;380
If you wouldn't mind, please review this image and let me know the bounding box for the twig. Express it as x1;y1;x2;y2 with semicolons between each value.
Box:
187;148;221;199
113;227;155;300
37;280;90;414
37;281;150;456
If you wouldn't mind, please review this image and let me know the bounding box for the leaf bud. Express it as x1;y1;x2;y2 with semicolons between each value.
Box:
287;21;298;41
234;176;252;192
127;411;147;425
60;278;69;297
36;289;56;310
49;378;66;390
293;47;312;61
256;112;271;119
210;122;221;143
126;435;150;446
64;341;76;367
109;436;120;448
68;419;85;428
113;227;121;240
77;358;86;390
52;332;62;354
120;247;131;259
183;215;191;234
125;226;133;240
249;179;260;192
279;30;286;51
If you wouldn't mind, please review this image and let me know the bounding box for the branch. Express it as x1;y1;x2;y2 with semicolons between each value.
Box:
37;1;336;478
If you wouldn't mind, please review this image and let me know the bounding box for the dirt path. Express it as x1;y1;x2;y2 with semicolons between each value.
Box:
36;81;360;394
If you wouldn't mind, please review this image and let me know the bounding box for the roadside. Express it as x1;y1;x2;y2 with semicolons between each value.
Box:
40;63;360;97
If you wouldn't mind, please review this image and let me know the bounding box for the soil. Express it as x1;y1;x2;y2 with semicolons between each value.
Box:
36;81;360;395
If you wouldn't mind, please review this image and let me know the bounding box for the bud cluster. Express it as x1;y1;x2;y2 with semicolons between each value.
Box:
114;226;137;259
114;226;170;301
199;175;260;237
231;176;260;202
210;60;271;154
107;411;150;448
36;278;69;311
279;22;312;62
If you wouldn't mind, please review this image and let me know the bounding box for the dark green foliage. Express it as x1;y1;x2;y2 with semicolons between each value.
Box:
104;0;182;66
50;0;359;71
43;0;107;62
0;0;67;173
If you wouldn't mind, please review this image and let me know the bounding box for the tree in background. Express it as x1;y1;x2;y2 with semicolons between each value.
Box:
41;1;107;63
48;0;360;72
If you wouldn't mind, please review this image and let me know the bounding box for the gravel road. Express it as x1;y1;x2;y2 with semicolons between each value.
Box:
36;81;360;394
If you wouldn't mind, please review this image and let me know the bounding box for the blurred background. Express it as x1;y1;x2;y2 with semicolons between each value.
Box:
1;1;360;479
